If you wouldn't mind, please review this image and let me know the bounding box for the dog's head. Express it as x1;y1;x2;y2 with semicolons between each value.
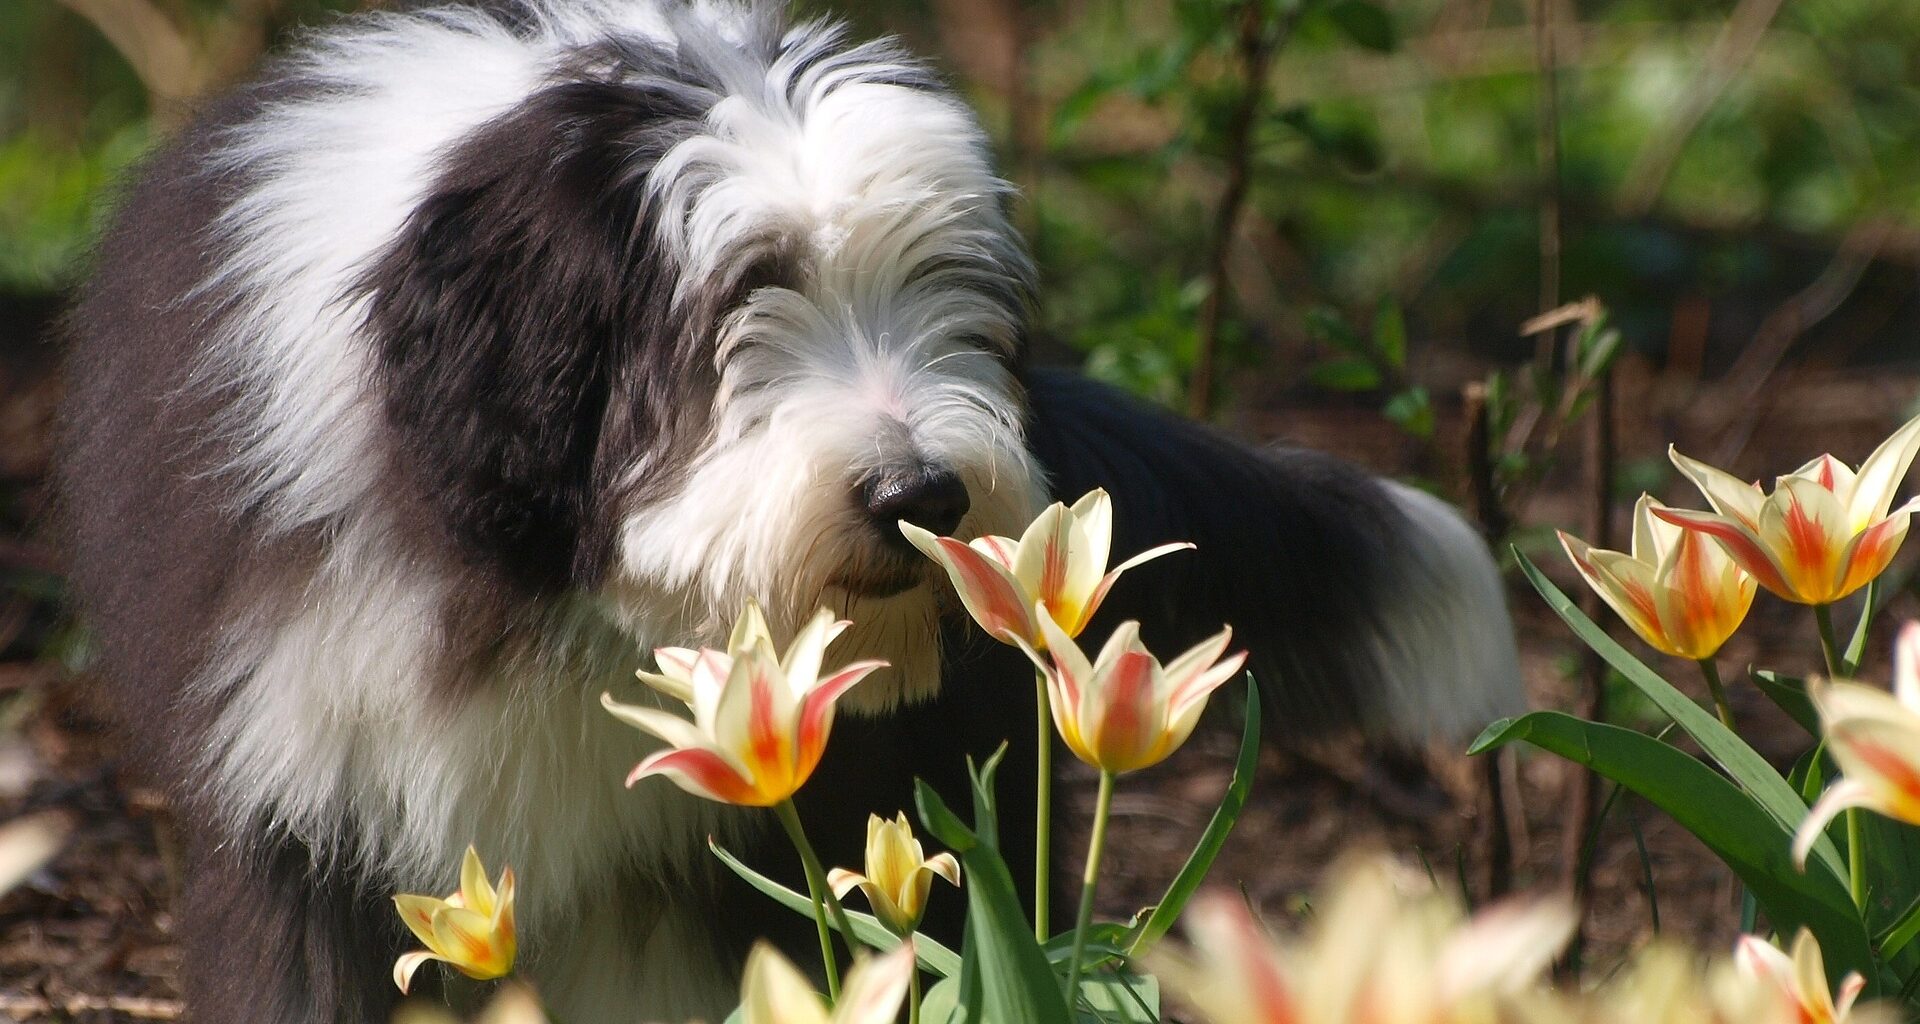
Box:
353;11;1043;707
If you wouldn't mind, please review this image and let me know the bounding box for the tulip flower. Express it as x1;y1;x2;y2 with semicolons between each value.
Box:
738;942;916;1024
1656;415;1920;607
1735;930;1868;1024
901;488;1194;941
1150;858;1575;1024
602;601;885;807
899;487;1191;649
392;846;517;993
828;812;960;936
1792;622;1920;868
1018;607;1246;775
1559;496;1757;661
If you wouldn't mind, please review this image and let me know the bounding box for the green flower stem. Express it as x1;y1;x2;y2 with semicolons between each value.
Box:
1848;803;1869;911
1064;770;1116;1003
775;798;855;1003
1815;603;1845;678
1812;604;1870;910
1697;658;1736;730
908;951;922;1024
1034;666;1053;941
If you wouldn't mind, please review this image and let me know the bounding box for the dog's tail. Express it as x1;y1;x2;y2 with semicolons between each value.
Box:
1022;369;1523;744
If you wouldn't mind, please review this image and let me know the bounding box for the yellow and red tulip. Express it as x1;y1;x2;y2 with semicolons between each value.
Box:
827;812;960;936
1735;929;1868;1024
1558;495;1757;660
602;601;885;807
900;488;1191;648
1792;621;1920;867
1656;415;1920;605
392;845;517;993
1017;607;1246;775
738;942;916;1024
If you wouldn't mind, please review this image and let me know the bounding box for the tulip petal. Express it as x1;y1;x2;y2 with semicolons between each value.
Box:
923;851;961;887
393;950;444;994
741;944;832;1024
902;522;1036;644
1650;506;1795;601
1834;499;1917;600
1087;648;1162;772
1650;527;1753;660
1029;607;1091;710
1012;501;1071;604
836;945;917;1024
780;609;843;695
1082;542;1195;633
1162;627;1235;706
628;746;764;804
1670;446;1768;528
394;894;448;951
1793;778;1875;868
1846;413;1920;526
431;905;509;979
1897;621;1920;713
794;659;885;781
459;846;495;918
601;692;711;753
1761;476;1851;603
828;867;868;901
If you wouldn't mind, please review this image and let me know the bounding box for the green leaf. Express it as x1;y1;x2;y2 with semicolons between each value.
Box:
1302;306;1362;353
1470;712;1872;987
1879;895;1920;961
1310;358;1381;392
1073;970;1161;1023
1515;552;1848;882
1383;387;1434;439
1326;1;1396;51
1372;298;1406;369
1127;678;1260;957
920;977;962;1024
1751;670;1819;735
914;752;1070;1024
708;839;963;978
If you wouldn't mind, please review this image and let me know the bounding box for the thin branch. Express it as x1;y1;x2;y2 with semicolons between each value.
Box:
1189;3;1291;420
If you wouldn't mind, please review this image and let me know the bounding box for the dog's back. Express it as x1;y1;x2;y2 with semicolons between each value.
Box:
58;3;1523;1021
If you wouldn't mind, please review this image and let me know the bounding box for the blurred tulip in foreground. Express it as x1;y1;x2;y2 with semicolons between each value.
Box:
738;942;915;1024
1793;621;1920;866
1736;929;1868;1024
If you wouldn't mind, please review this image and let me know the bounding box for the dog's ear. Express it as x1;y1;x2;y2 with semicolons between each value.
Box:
356;75;712;593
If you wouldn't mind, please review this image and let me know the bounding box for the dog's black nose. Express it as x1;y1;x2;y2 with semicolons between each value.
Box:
862;464;971;539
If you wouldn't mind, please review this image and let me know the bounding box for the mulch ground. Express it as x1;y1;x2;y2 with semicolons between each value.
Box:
2;338;1917;1020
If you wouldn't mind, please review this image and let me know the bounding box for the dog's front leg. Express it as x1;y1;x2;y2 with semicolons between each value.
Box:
176;831;406;1024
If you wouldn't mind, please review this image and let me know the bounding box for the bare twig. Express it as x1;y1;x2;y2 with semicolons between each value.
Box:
1189;3;1291;419
1618;0;1788;215
54;0;204;116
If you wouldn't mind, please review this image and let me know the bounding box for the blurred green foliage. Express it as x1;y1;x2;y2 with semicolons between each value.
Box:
7;0;1920;404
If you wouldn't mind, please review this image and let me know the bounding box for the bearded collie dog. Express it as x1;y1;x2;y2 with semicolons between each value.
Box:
56;1;1523;1019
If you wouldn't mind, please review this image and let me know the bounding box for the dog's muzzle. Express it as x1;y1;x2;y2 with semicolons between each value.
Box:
834;462;970;597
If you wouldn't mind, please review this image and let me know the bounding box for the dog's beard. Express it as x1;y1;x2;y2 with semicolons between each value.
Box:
608;456;1042;714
